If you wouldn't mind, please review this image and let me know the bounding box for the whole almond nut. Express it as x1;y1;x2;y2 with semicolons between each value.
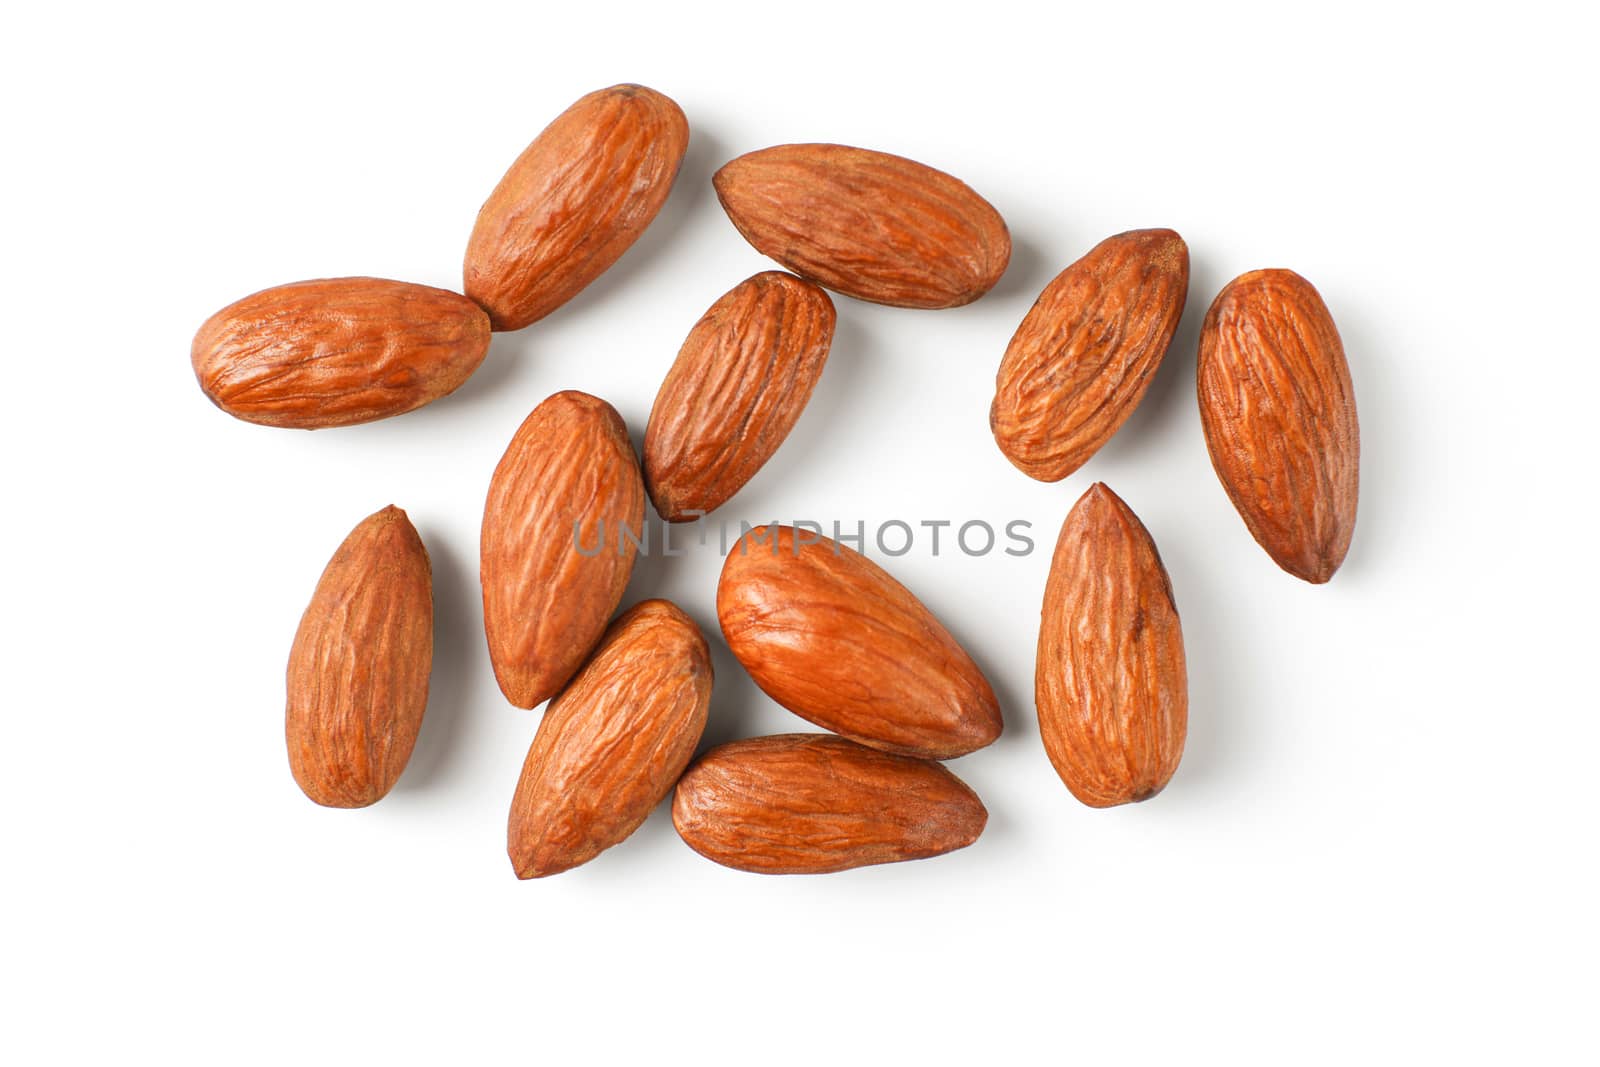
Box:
192;278;490;429
464;84;689;331
717;525;1002;759
1197;269;1359;583
672;733;987;874
508;599;712;879
991;229;1189;481
481;390;645;709
713;143;1011;309
644;271;835;521
1037;483;1186;807
286;506;433;808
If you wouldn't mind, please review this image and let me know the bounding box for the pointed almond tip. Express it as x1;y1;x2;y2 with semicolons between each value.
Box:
1080;481;1120;511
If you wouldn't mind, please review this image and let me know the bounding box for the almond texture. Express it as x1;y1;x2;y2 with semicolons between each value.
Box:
717;524;1002;759
507;599;712;879
464;84;689;331
481;391;645;709
991;229;1189;481
713;143;1010;309
672;734;987;874
286;506;433;808
1197;269;1359;583
644;271;835;521
192;278;490;429
1037;484;1186;807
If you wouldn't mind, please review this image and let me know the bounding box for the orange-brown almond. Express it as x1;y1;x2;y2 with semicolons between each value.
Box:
672;734;987;874
1037;483;1186;807
508;599;712;879
713;143;1010;309
1197;269;1359;583
464;84;689;331
644;271;835;521
286;506;433;808
717;525;1001;759
192;278;490;429
991;229;1189;481
481;391;645;709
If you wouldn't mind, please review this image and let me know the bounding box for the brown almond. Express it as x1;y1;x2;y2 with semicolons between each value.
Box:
991;229;1189;481
464;84;689;331
286;506;433;808
1197;269;1359;583
192;278;490;429
508;599;712;879
672;734;986;874
713;143;1010;309
717;525;1001;759
644;272;835;521
481;391;645;709
1037;483;1186;807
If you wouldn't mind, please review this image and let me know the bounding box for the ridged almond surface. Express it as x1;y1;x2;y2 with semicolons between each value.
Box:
672;734;986;874
286;506;433;808
508;599;712;879
464;84;689;331
1197;269;1359;583
644;271;835;521
713;143;1010;309
192;278;490;429
717;525;1001;759
991;229;1189;481
1037;484;1186;807
481;391;645;709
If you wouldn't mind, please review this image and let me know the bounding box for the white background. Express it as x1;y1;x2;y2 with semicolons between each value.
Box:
5;1;1595;1062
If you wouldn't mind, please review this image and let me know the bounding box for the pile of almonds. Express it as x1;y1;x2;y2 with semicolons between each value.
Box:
194;84;1360;878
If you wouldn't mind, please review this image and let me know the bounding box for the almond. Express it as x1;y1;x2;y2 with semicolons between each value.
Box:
507;599;712;878
717;525;1001;759
644;271;835;521
1037;483;1186;807
672;734;986;874
481;391;645;709
464;84;689;331
1197;269;1359;583
286;506;433;808
192;278;490;429
713;143;1010;309
991;229;1189;481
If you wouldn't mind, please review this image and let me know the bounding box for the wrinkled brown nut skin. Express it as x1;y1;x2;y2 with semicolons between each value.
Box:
1197;269;1359;583
644;272;835;521
713;143;1010;309
192;278;490;429
507;599;712;879
991;229;1189;481
1037;484;1186;807
481;391;645;709
286;506;433;808
464;84;689;331
716;525;1001;759
672;734;987;874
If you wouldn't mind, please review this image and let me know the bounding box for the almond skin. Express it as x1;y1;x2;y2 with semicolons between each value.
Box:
192;278;490;429
464;84;689;331
481;391;645;709
286;506;433;808
507;599;712;879
1197;269;1359;583
713;143;1010;309
991;229;1189;481
672;734;987;874
1037;483;1186;807
717;525;1002;759
644;271;835;521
